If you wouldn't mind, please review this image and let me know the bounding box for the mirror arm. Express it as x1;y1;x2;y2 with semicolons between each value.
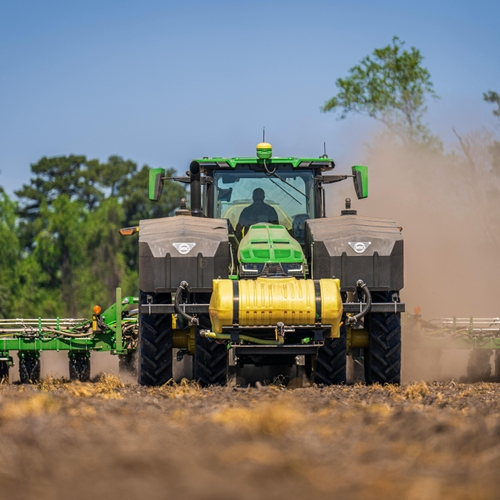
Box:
163;176;212;185
166;176;190;184
318;175;351;184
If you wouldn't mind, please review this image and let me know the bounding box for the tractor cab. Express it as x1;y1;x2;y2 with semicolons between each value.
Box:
149;142;368;247
211;164;315;244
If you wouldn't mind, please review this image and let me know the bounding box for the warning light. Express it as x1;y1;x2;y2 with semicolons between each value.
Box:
414;306;421;315
119;226;139;236
93;305;102;315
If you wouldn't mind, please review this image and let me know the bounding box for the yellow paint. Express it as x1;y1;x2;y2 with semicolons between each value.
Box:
172;327;196;354
209;277;343;337
349;328;369;348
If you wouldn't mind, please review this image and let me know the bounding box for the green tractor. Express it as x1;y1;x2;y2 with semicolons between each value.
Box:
138;142;404;386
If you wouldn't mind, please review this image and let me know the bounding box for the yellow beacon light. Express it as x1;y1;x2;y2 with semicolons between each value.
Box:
256;142;272;160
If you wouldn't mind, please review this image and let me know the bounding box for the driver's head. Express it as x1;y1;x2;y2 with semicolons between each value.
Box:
252;188;265;203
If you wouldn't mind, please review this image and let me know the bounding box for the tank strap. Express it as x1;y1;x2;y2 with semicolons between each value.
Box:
313;280;321;324
232;281;239;325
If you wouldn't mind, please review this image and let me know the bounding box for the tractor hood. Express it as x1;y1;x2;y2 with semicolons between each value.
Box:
238;224;304;263
237;224;305;278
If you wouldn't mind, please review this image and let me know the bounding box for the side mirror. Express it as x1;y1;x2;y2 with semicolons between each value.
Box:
148;168;166;201
352;165;368;199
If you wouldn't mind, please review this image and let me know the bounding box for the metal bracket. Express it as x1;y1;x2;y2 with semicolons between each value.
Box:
228;348;239;366
343;302;405;313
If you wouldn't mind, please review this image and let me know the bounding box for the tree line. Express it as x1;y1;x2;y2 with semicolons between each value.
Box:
0;156;185;318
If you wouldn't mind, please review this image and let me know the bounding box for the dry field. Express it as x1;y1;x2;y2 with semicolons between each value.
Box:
0;376;499;500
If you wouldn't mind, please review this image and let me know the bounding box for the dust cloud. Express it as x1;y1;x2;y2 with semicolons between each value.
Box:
328;130;500;317
326;129;500;381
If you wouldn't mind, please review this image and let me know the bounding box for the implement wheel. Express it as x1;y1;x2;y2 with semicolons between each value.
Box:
69;352;91;382
0;361;9;382
313;325;347;385
18;352;40;384
194;327;228;387
364;292;401;385
494;351;500;382
138;292;173;386
466;349;492;382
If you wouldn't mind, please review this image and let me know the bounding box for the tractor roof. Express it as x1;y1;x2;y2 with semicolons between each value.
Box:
192;142;335;171
193;157;335;171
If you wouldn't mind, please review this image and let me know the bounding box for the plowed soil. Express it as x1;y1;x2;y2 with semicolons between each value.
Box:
1;376;500;500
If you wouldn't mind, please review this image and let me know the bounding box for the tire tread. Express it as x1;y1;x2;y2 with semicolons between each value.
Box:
138;292;173;386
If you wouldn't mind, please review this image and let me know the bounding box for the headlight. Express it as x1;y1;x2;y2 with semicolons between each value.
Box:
240;263;265;276
239;262;304;278
282;263;304;276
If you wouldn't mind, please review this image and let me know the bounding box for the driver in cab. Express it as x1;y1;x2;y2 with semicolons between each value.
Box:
236;188;278;238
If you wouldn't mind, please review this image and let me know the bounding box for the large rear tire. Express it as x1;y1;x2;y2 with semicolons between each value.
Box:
194;328;228;387
138;292;173;386
19;352;40;384
313;325;347;385
365;292;401;385
69;352;91;382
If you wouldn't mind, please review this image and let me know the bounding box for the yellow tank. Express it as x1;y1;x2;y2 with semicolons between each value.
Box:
209;277;343;338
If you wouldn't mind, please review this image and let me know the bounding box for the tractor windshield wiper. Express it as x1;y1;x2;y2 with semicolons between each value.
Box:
271;172;309;201
269;178;302;205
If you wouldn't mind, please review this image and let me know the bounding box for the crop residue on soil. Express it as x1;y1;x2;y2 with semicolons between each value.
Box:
1;375;500;500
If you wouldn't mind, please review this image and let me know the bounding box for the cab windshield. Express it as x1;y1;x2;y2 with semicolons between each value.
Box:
213;166;315;241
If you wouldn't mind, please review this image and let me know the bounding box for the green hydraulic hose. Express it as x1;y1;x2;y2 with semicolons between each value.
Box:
202;331;284;345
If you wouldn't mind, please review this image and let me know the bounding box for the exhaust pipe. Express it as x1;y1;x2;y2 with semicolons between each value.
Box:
189;161;203;217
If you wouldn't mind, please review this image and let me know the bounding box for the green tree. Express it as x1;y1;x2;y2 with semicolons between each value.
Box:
484;90;500;117
15;155;104;252
15;155;103;217
75;198;130;313
0;190;22;317
32;196;88;316
322;37;439;147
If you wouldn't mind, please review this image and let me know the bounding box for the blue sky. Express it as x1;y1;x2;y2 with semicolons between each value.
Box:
1;0;499;194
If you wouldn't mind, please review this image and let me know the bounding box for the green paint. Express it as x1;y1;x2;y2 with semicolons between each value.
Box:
148;167;165;201
194;157;335;170
0;289;139;357
0;334;116;352
115;287;123;354
352;165;368;199
101;294;138;331
238;224;305;265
